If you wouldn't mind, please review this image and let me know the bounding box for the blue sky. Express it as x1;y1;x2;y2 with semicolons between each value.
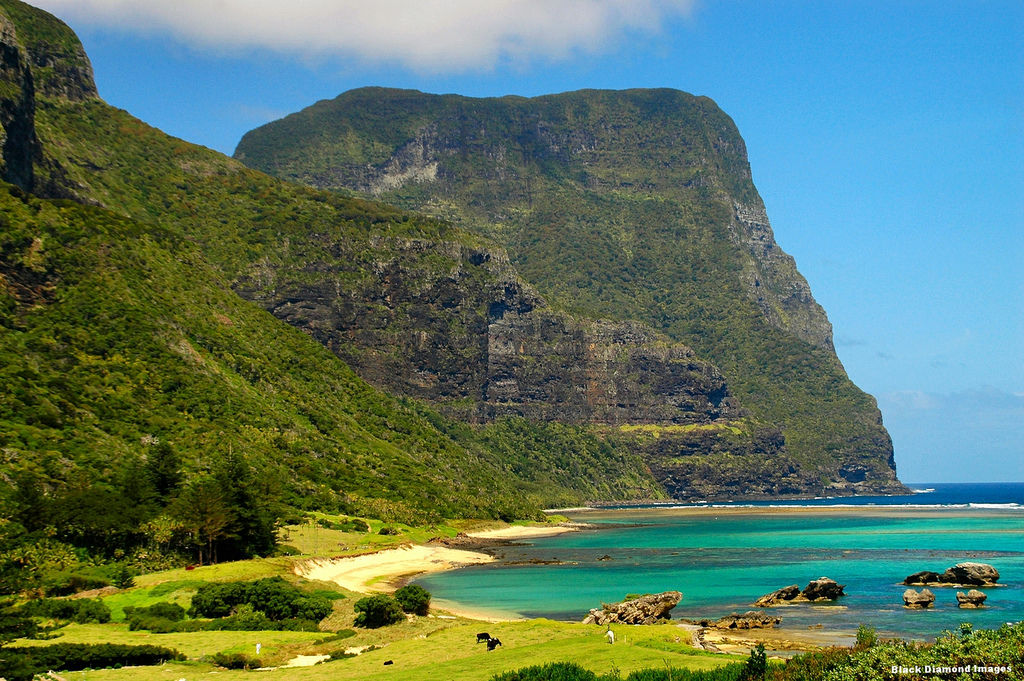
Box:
34;0;1023;482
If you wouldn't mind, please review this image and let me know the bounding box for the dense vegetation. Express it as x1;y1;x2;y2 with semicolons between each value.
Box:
235;87;902;488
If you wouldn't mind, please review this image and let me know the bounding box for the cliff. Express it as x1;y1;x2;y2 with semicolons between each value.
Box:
235;87;907;495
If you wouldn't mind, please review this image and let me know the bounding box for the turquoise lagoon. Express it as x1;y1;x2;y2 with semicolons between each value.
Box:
415;484;1024;641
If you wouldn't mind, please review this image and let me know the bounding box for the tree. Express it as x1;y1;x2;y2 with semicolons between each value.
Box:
211;450;279;560
353;595;404;628
146;440;182;499
394;584;431;615
170;476;233;565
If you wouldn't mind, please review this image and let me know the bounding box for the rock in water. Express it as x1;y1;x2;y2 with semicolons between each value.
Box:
710;611;782;630
582;591;682;625
904;570;941;585
903;588;935;609
754;585;801;607
941;563;1000;586
801;577;845;601
956;590;987;608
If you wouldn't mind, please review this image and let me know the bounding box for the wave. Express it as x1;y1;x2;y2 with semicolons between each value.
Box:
911;488;936;494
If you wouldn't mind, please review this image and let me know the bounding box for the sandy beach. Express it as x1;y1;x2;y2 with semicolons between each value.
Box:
465;525;580;539
297;544;495;592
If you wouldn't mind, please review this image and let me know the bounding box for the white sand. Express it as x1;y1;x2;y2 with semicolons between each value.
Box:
464;525;578;539
296;544;494;593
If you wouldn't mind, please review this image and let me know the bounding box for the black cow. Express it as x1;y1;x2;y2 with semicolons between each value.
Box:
486;637;503;651
476;632;490;643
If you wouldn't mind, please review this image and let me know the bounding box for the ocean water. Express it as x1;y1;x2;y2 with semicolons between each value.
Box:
415;483;1024;641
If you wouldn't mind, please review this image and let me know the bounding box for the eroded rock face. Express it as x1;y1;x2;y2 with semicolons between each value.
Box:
801;577;845;601
903;588;935;609
942;563;999;586
904;571;941;585
956;590;987;609
582;591;682;625
754;585;801;607
689;611;782;630
903;563;1000;587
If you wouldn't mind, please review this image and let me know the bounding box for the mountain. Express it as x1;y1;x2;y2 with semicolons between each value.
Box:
0;0;670;544
235;88;906;496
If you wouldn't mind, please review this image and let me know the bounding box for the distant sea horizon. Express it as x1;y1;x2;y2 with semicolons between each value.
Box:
417;482;1024;645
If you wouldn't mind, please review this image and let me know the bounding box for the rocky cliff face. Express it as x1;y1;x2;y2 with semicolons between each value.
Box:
235;87;907;495
236;233;738;427
0;0;97;198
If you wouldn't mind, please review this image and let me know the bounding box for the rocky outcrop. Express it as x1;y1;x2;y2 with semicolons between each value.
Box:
754;585;800;607
903;571;941;585
582;591;682;625
687;611;782;630
903;588;935;609
903;563;1000;587
956;590;987;609
755;578;845;606
942;563;1000;586
802;577;845;601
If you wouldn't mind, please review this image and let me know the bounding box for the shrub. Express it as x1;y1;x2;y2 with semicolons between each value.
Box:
112;563;136;589
42;572;110;597
378;526;399;535
211;651;261;670
394;584;430;615
19;597;111;624
0;643;183;681
189;577;331;622
353;594;405;628
124;602;185;622
855;624;877;649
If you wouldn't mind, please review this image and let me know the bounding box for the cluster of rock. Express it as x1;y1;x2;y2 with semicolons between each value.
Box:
904;562;1000;587
582;591;682;625
903;588;987;609
686;611;782;630
754;577;845;606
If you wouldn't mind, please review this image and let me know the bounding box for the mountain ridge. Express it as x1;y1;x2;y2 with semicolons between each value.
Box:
235;86;905;494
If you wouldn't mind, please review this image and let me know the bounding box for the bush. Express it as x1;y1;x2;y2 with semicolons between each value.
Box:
211;651;262;670
378;526;399;535
353;594;405;628
42;572;110;597
19;597;111;624
338;518;369;533
188;577;331;622
112;563;136;589
0;643;183;681
124;602;185;622
394;584;430;615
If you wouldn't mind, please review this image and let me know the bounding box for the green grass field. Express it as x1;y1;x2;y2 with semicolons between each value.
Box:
47;619;739;681
12;520;743;680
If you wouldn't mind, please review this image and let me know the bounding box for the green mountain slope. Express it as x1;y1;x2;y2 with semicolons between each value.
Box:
0;0;669;558
235;87;906;494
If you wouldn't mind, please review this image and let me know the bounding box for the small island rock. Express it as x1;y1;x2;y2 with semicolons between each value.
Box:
706;611;782;630
802;577;845;601
903;570;941;585
754;584;801;607
941;563;1000;586
956;589;987;608
582;591;682;625
903;588;935;609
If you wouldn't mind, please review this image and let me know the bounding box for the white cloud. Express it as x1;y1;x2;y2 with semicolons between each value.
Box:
34;0;697;71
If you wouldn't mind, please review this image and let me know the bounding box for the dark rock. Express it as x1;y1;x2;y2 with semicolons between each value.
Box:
801;577;845;601
903;588;935;609
597;555;613;561
582;591;682;625
904;571;941;585
956;590;987;609
941;563;999;586
754;584;800;607
710;611;782;630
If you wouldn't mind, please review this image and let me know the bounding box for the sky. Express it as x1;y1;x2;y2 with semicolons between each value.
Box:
32;0;1023;483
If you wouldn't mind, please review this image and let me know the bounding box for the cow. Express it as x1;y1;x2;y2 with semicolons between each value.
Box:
475;632;490;643
486;637;503;651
